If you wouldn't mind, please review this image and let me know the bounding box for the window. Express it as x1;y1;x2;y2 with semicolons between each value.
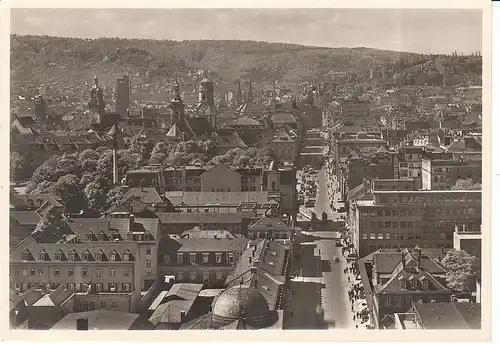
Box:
15;268;20;276
203;272;210;283
385;221;391;228
202;253;209;264
395;296;402;308
146;247;151;255
69;268;74;276
400;280;406;289
164;255;170;264
82;253;89;261
411;280;416;289
110;253;117;261
362;233;368;240
30;268;35;276
146;260;152;268
101;301;107;308
21;252;30;261
123;283;131;291
96;268;102;277
189;253;196;264
392;233;398;240
111;301;117;307
215;253;222;263
124;269;130;277
54;268;60;277
369;233;376;240
95;252;102;261
385;297;392;307
38;252;46;260
178;272;185;281
68;252;75;261
190;272;197;281
37;268;43;275
377;233;383;240
422;280;428;289
228;253;234;264
177;253;183;263
95;283;102;292
109;269;116;277
82;268;88;277
407;297;413;307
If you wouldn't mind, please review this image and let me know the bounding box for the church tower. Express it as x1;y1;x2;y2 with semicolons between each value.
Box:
89;76;106;116
196;71;216;130
170;79;185;126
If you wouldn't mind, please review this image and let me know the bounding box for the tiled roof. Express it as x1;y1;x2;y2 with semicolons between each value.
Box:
10;211;41;226
175;237;248;253
180;227;237;239
214;132;248;148
51;310;139;330
270;113;296;124
156;212;244;224
248;215;290;232
225;117;263;127
412;303;481;329
122;187;164;205
66;217;159;239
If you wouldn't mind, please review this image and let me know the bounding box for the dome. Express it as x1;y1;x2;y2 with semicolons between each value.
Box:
211;286;270;328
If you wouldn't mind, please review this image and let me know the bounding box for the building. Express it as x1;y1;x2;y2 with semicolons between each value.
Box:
61;112;97;131
115;75;131;119
247;214;295;240
10;237;144;313
156;212;250;235
453;225;482;262
270;130;297;164
394;303;481;330
421;157;482;190
341;100;370;121
349;180;482;258
157;233;247;288
358;247;453;329
88;76;106;117
51;309;140;330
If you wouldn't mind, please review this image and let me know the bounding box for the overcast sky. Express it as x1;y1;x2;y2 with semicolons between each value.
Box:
10;8;482;54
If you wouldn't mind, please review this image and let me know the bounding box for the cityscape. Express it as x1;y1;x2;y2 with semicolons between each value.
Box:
8;8;483;332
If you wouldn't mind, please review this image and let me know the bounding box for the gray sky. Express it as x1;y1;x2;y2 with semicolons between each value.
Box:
10;8;482;54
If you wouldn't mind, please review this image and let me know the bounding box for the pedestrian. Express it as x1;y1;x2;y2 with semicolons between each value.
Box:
348;276;350;282
353;315;356;321
356;324;358;329
351;305;354;312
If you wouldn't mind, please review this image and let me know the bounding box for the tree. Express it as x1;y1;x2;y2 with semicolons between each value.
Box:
441;249;480;293
49;174;86;214
451;178;481;190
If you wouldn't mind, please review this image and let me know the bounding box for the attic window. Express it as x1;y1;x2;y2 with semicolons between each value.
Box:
82;252;90;261
68;252;75;261
95;252;102;261
38;252;46;261
422;280;428;290
110;252;117;261
54;252;62;261
21;251;30;261
411;280;417;289
400;280;406;289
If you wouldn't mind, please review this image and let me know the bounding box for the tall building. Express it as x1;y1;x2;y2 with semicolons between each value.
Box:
115;75;131;119
196;72;217;131
88;76;106;117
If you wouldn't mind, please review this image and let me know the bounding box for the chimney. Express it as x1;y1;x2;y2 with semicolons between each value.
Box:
129;214;134;230
180;311;186;323
76;317;89;331
401;251;406;270
248;256;252;264
440;247;445;255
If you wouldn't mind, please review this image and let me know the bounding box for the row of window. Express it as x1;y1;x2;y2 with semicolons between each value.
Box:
165;253;233;265
384;295;445;308
13;281;131;293
75;300;118;312
82;233;154;242
361;233;449;241
21;249;143;262
12;265;149;277
177;271;224;282
361;207;478;218
242;176;257;183
378;193;480;205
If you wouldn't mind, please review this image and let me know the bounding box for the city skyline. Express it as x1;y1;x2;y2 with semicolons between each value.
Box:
10;8;482;54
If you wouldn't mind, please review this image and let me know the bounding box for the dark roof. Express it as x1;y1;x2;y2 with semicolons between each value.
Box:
186;117;211;137
165;191;270;206
107;124;121;137
51;310;139;330
10;211;41;226
122;187;163;205
214;132;248;149
66;217;160;239
225;117;263;128
412;303;481;329
248;215;290;233
212;286;270;324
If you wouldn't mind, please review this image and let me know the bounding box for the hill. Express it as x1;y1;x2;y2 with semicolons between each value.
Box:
10;35;482;97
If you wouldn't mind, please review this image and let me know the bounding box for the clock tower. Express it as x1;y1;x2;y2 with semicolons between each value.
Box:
196;71;216;130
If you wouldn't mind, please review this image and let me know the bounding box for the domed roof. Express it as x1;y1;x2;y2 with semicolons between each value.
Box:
212;286;270;328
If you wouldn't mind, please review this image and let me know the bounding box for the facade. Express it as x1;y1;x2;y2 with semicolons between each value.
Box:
421;157;482;190
453;225;482;262
350;180;482;258
157;233;248;288
341;100;370;121
247;215;295;240
271;130;297;164
61;112;96;131
156;212;250;235
115;75;131;119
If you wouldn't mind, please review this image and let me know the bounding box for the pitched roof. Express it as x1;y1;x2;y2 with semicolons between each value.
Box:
214;132;248;149
66;217;160;239
165;123;183;139
165;191;271;206
186;117;211;137
248;215;290;232
156;212;245;224
174;237;248;252
225;117;263;128
122;187;164;205
10;211;42;226
180;227;237;239
270;113;296;124
271;130;295;143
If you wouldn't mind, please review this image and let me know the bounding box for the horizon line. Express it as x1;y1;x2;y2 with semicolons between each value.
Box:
10;33;483;56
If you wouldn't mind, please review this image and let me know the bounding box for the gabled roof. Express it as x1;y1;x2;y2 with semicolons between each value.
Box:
248;215;290;232
187;117;211;137
10;211;42;226
51;310;139;330
412;303;481;329
166;123;183;139
214;132;248;149
270;113;296;125
122;187;164;205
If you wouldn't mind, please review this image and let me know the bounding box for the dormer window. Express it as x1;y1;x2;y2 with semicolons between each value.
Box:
400;280;406;289
21;251;30;261
38;252;46;261
411;280;417;289
55;252;62;261
68;252;75;261
422;280;428;289
82;252;90;261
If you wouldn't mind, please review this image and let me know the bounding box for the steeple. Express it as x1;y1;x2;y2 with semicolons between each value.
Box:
172;79;182;102
247;80;253;102
170;79;185;125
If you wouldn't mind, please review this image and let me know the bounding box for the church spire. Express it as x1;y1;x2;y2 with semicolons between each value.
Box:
172;79;182;102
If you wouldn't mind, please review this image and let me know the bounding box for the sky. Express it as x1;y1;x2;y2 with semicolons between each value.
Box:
10;8;482;54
